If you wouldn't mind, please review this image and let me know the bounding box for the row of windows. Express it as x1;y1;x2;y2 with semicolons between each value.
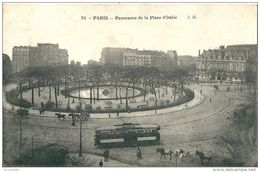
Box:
13;48;30;52
98;129;157;135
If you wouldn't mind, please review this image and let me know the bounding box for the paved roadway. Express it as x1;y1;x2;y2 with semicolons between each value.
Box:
3;83;249;166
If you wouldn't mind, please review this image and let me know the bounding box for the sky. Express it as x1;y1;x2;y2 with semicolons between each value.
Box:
3;3;257;64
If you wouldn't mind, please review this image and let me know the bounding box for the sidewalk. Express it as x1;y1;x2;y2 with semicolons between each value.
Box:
3;84;205;119
67;153;131;167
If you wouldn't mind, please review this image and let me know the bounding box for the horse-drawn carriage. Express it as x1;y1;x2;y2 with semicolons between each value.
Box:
69;112;90;121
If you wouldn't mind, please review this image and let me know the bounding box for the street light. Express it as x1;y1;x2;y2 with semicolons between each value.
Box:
79;100;83;157
17;108;29;157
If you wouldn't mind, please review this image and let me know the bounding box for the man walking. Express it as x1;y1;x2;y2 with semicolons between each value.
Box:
99;159;103;167
137;146;142;159
103;148;109;162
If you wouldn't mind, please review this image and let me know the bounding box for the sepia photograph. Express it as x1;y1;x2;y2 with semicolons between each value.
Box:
2;2;258;169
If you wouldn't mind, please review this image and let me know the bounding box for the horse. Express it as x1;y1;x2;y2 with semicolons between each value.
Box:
195;151;212;165
179;151;192;162
55;113;66;120
174;149;192;162
156;148;173;160
175;149;184;157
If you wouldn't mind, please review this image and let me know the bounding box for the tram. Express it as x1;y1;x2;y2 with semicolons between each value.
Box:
94;123;160;147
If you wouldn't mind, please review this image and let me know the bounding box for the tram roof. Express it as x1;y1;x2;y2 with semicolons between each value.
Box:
95;124;160;131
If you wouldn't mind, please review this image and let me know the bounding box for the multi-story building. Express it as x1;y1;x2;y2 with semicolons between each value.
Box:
123;49;177;71
12;43;68;73
12;46;30;73
100;47;126;66
100;47;177;71
167;50;178;66
34;43;68;66
3;54;12;83
196;44;257;82
123;49;153;67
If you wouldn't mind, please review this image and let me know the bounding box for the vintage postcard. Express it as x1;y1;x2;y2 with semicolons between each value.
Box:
2;2;257;169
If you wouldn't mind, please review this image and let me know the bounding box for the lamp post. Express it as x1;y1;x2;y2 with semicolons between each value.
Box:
17;108;28;157
78;101;90;157
79;100;82;157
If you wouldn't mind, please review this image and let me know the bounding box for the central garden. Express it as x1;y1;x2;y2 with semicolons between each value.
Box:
6;64;195;114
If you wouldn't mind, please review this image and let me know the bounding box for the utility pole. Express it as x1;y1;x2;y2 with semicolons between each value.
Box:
19;115;22;156
79;118;82;157
31;137;34;159
79;101;82;157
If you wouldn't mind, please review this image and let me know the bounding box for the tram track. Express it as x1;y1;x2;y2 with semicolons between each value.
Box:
162;98;232;128
4;97;232;131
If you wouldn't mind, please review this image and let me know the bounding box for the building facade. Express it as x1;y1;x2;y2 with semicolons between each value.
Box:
100;47;126;66
12;43;68;73
196;44;257;82
123;49;152;67
167;50;178;66
100;47;177;71
12;46;30;73
3;54;12;83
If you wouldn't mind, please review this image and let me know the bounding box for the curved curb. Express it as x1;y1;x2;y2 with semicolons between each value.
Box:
3;88;205;120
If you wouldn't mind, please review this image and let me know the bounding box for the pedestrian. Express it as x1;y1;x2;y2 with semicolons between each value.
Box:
40;102;45;114
137;147;142;159
117;111;119;117
71;116;76;126
99;159;103;167
103;149;109;162
106;149;110;162
226;112;230;120
109;113;111;118
210;98;212;102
